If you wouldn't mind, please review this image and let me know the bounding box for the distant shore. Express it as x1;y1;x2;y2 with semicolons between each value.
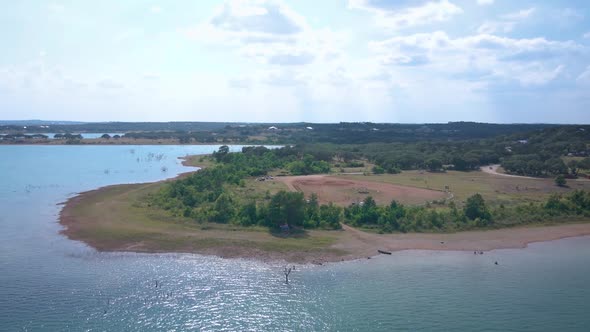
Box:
0;138;262;145
58;155;590;264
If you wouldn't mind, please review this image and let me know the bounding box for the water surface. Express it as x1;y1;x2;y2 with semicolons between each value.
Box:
0;145;589;331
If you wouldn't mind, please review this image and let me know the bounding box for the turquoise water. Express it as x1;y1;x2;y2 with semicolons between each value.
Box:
0;145;589;331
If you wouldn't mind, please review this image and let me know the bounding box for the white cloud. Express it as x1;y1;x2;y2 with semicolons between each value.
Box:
150;6;162;14
584;32;590;39
97;79;124;89
476;0;494;5
185;0;345;66
577;65;590;82
501;7;535;20
477;21;515;34
369;31;583;86
348;0;463;30
208;0;306;36
501;63;564;86
559;8;584;22
477;8;534;35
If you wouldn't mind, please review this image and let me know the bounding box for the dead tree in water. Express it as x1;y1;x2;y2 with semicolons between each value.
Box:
284;265;295;284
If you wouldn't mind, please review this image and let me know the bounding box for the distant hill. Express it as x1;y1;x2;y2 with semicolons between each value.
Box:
0;120;87;126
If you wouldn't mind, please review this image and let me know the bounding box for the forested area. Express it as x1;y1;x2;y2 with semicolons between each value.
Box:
498;127;590;177
343;191;590;233
3;122;588;178
148;146;339;230
148;145;590;233
0;121;562;143
291;125;590;177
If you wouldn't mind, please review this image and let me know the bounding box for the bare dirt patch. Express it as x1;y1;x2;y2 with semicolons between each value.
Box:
276;174;448;206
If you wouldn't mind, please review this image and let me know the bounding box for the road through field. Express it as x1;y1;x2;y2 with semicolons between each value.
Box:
480;164;537;179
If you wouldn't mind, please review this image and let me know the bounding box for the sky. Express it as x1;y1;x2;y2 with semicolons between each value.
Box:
0;0;589;123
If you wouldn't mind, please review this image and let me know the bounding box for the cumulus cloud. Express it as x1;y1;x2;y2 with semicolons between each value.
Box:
559;8;584;22
477;21;515;34
348;0;463;30
185;0;343;66
477;7;534;34
476;0;494;5
209;0;304;35
97;79;124;89
584;32;590;39
501;7;535;20
578;65;590;82
186;0;307;43
369;31;583;85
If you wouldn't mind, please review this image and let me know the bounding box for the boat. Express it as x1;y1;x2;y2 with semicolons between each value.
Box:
378;250;392;255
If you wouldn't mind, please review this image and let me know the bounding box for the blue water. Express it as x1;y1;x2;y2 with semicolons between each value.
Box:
0;145;589;331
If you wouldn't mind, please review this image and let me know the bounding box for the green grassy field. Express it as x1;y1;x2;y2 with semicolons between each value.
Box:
336;170;590;207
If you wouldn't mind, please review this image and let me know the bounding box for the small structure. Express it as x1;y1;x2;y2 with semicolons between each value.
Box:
256;175;274;182
268;126;278;131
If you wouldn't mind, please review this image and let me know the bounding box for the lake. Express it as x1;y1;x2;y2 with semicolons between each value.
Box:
0;145;589;331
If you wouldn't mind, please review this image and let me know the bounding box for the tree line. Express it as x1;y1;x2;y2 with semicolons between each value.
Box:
343;191;590;233
149;145;590;233
148;146;339;230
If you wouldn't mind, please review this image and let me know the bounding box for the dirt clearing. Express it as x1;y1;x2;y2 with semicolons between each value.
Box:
276;174;448;206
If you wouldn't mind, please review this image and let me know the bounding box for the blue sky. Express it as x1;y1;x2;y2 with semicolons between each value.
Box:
0;0;589;123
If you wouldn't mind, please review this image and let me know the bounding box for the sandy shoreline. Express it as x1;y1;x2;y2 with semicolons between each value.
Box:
58;157;590;264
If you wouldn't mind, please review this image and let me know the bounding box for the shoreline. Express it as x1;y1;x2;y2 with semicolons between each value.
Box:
58;154;590;264
0;140;275;146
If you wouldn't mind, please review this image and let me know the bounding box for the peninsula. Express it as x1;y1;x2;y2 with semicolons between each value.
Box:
60;142;590;264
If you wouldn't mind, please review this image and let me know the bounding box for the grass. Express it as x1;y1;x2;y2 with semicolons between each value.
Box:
181;154;217;169
335;170;590;207
64;179;343;260
229;178;289;205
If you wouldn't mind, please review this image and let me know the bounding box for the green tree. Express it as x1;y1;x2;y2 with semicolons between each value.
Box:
318;203;342;229
238;201;257;226
426;158;443;172
568;160;579;176
212;193;234;223
464;194;491;222
304;193;320;228
213;145;230;162
268;191;305;228
555;174;567;187
578;157;590;170
372;165;385;174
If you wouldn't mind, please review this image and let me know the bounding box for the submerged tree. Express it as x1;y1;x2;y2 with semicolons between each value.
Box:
284;265;295;284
